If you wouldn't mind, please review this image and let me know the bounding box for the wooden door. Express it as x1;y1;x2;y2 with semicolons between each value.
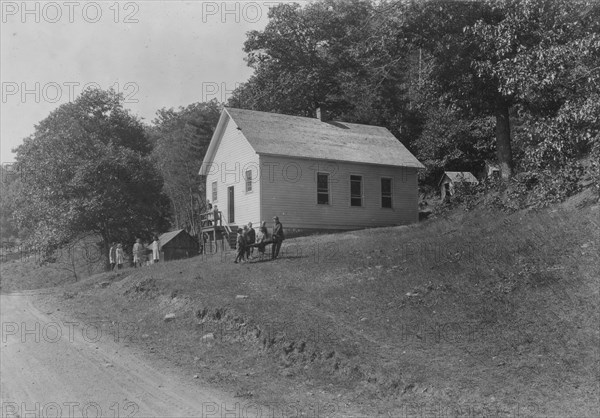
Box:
228;186;234;224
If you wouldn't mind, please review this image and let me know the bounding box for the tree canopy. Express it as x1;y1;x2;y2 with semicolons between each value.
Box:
230;0;599;187
148;100;221;236
14;88;171;263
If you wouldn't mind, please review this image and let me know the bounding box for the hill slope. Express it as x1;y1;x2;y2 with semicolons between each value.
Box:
27;194;600;416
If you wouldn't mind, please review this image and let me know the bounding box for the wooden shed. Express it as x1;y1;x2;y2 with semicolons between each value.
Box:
151;229;198;262
483;160;501;179
438;171;479;201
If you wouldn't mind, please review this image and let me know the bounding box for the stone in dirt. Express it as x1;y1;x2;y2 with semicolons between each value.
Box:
202;333;215;341
99;282;111;288
236;295;249;299
164;313;176;322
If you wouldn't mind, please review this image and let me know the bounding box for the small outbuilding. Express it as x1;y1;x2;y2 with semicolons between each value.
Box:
438;171;479;201
483;160;501;179
149;229;198;262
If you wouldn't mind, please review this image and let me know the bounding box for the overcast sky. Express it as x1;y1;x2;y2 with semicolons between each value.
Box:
1;1;309;163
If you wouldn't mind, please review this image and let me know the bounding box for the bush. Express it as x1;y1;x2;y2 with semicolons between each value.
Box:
434;161;594;215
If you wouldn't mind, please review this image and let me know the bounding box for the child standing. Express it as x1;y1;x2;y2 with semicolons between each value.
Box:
133;238;143;268
256;221;269;259
245;222;256;259
116;243;124;270
109;242;117;270
234;228;246;263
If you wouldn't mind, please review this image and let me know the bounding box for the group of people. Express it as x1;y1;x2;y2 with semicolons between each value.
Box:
234;216;284;263
108;236;161;271
107;216;284;269
108;242;125;270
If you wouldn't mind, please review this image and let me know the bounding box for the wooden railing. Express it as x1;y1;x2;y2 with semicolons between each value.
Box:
200;210;220;227
200;210;233;236
221;217;233;236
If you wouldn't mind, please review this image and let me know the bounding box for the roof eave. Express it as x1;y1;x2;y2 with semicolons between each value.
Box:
257;152;425;170
199;109;231;176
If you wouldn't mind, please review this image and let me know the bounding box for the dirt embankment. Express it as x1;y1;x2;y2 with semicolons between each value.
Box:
8;196;600;417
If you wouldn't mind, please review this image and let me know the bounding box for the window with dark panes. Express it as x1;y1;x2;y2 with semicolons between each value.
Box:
381;178;392;208
317;173;329;204
350;175;362;207
245;170;252;192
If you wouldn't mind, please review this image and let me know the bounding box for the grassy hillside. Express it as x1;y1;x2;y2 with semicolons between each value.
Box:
0;236;105;292
29;192;600;416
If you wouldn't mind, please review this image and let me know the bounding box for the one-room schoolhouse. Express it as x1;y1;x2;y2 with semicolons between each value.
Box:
199;107;424;235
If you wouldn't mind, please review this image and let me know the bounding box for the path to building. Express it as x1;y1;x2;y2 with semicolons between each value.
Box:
0;293;241;417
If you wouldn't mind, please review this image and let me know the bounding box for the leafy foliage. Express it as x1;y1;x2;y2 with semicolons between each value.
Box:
469;0;600;173
228;0;423;144
412;101;496;185
14;88;170;265
232;0;598;205
148;100;221;236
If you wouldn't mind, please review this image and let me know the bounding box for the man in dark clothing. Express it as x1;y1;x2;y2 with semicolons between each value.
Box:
213;205;221;226
271;216;284;259
245;222;256;259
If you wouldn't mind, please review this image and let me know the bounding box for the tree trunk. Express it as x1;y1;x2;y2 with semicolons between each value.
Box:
495;103;514;180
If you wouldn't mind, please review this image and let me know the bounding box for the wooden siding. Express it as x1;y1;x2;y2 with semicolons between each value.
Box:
205;117;261;227
161;232;198;261
259;155;418;229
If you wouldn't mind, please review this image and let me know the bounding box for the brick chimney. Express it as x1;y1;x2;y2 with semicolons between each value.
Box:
316;107;328;122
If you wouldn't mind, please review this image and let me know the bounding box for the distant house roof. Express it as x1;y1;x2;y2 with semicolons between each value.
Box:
438;171;479;187
200;107;424;174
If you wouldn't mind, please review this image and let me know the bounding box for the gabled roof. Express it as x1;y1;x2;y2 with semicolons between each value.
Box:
147;229;191;249
200;108;424;174
438;171;479;187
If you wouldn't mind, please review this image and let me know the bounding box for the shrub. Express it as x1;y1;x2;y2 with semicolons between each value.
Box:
434;161;594;215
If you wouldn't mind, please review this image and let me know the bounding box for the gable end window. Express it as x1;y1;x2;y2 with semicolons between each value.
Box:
317;172;329;204
212;181;218;202
381;178;392;208
350;175;363;207
245;170;253;193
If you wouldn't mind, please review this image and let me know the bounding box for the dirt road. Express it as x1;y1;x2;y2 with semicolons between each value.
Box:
0;293;243;418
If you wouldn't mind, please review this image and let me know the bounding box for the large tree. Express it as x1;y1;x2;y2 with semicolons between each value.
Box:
230;0;371;115
397;0;599;179
148;100;221;236
229;0;425;146
14;88;170;266
468;0;600;171
230;0;598;187
392;0;516;178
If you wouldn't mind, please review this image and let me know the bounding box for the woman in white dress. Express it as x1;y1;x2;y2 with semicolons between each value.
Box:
116;243;124;269
152;236;160;263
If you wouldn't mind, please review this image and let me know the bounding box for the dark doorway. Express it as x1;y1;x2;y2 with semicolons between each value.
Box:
228;186;235;224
